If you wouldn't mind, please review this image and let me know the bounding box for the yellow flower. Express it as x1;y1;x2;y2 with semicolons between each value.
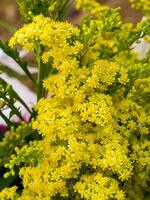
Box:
0;186;18;200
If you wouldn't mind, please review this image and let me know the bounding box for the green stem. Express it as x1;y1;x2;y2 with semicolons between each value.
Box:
55;0;70;20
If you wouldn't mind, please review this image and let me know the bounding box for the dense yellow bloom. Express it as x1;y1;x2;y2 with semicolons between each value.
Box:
0;186;18;200
0;0;149;199
74;173;125;200
9;15;80;62
18;166;68;199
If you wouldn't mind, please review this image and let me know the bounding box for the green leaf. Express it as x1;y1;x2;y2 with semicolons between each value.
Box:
0;40;36;85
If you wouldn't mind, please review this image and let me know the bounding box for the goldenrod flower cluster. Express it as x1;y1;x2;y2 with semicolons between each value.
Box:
0;186;18;199
0;0;150;199
9;15;80;56
0;123;34;171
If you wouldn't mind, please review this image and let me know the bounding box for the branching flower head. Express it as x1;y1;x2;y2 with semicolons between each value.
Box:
0;0;150;199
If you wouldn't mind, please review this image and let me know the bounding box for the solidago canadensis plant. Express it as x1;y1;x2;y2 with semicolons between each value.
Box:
0;0;150;199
